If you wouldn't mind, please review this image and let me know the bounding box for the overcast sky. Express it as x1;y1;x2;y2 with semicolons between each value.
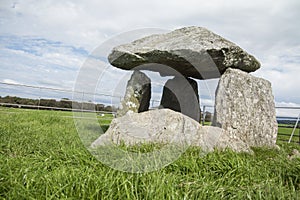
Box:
0;0;300;115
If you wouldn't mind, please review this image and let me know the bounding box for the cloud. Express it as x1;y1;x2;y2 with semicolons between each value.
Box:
275;102;300;118
0;0;300;109
2;79;20;85
2;0;299;50
253;45;300;104
0;35;89;91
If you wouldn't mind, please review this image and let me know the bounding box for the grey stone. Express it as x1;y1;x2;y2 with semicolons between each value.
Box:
117;70;151;117
215;134;252;153
288;149;300;160
91;109;252;153
212;68;278;147
160;76;200;122
108;26;260;80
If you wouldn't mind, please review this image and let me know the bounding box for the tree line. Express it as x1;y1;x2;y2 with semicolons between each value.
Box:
0;96;117;112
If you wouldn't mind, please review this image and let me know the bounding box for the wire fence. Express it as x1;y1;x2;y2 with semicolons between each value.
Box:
1;81;299;144
277;110;300;144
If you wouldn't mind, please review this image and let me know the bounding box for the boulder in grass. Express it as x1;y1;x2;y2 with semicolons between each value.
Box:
92;109;252;153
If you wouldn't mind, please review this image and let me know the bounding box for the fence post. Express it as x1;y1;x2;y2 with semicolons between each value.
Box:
81;92;84;116
202;105;206;126
38;87;41;110
288;113;300;143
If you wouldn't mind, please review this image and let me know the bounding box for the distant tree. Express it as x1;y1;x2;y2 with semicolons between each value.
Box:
61;98;70;100
40;99;57;107
81;102;94;110
103;105;112;112
0;96;117;112
95;104;105;111
59;98;72;109
204;112;212;122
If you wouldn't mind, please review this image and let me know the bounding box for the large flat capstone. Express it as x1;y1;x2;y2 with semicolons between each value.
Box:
212;68;278;147
108;26;260;79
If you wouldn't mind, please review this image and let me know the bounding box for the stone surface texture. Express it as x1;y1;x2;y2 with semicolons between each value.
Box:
160;76;200;121
117;70;151;117
108;26;260;79
212;68;278;147
288;149;300;160
92;109;252;153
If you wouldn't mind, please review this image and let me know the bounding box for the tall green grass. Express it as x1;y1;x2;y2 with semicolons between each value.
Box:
0;107;299;199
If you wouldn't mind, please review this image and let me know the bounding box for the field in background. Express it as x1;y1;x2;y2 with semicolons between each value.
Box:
0;107;300;199
277;124;300;144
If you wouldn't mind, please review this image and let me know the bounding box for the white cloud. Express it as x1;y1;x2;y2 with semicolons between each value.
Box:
2;79;20;85
1;0;298;50
0;0;300;109
253;45;300;104
275;102;300;118
0;35;88;91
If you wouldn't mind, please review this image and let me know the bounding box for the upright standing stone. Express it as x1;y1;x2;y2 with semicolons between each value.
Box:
117;70;151;117
160;76;200;122
212;68;278;147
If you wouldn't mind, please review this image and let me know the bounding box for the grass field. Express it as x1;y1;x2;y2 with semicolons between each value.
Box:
0;107;300;199
277;125;300;144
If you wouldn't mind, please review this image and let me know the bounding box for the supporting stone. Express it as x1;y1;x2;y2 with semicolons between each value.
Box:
117;70;151;117
92;109;252;153
212;68;278;147
160;76;200;122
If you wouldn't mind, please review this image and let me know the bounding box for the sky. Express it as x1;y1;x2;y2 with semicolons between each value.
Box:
0;0;300;116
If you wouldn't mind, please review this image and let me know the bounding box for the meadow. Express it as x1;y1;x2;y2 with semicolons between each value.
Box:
0;107;299;199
